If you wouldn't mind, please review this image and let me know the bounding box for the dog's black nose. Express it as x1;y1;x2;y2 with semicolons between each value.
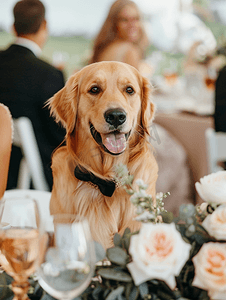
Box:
104;108;126;128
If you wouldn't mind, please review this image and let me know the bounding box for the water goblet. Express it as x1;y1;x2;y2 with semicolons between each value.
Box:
37;214;96;300
0;196;41;300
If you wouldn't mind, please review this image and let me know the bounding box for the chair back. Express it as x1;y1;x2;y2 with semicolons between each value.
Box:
2;189;53;232
205;127;226;173
13;117;49;191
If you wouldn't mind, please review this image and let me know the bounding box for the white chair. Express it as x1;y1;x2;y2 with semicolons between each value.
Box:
13;117;49;191
205;128;226;174
2;189;53;232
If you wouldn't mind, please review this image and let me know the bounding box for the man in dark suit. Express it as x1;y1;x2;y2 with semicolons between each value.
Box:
0;0;66;190
214;65;226;169
214;65;226;133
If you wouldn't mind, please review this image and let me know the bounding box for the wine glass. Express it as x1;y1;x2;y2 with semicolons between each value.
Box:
0;196;41;300
37;214;96;300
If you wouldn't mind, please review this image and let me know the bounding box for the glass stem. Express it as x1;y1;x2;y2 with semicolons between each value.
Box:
11;280;30;300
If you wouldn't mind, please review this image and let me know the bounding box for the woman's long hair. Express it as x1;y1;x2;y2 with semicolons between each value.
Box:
89;0;149;64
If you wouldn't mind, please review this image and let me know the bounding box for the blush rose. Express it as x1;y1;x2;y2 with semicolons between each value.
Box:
127;223;191;289
202;205;226;240
192;242;226;300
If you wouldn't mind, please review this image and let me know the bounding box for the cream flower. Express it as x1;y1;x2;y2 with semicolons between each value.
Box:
135;179;148;190
202;205;226;240
130;189;148;204
192;242;226;299
195;171;226;204
127;223;191;289
135;210;155;222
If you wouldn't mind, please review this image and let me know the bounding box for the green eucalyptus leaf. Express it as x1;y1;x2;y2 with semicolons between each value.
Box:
122;228;131;251
106;286;125;300
0;288;13;300
125;282;133;299
122;228;131;239
113;233;122;247
197;289;210;300
0;272;13;300
123;237;130;253
129;286;139;300
94;241;106;262
193;233;211;245
91;286;103;300
156;290;174;300
107;247;128;266
98;268;132;282
138;282;149;298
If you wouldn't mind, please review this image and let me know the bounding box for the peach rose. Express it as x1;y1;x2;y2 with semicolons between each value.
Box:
192;242;226;299
195;171;226;204
202;205;226;240
127;223;191;289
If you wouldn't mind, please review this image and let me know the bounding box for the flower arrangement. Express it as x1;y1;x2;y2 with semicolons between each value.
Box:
1;168;226;300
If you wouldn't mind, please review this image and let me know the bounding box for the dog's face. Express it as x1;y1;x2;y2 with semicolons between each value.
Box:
49;61;155;155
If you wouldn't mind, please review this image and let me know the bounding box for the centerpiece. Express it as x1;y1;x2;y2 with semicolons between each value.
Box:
1;167;226;300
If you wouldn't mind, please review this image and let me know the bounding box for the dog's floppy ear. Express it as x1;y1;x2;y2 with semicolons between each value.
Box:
141;76;155;135
47;74;78;134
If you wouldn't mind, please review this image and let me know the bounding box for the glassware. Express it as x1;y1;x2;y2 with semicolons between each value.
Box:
0;196;41;300
204;67;217;90
37;214;96;300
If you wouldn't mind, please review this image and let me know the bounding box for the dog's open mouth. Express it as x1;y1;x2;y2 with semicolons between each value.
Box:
90;123;130;155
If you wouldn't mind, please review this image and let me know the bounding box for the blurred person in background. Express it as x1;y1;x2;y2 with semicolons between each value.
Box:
214;64;226;170
89;0;193;215
0;104;12;198
89;0;152;76
214;65;226;133
0;0;66;190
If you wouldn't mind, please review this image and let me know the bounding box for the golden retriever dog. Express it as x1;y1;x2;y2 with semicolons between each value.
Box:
48;61;158;249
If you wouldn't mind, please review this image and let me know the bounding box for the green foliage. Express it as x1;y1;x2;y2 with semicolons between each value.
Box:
0;213;215;300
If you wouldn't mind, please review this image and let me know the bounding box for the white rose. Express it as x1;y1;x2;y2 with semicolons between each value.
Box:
202;205;226;240
192;242;226;300
195;171;226;204
127;223;191;289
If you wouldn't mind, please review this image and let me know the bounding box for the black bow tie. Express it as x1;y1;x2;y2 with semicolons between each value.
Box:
74;166;116;197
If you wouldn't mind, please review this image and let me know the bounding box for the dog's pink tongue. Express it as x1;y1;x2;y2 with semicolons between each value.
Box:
102;133;126;154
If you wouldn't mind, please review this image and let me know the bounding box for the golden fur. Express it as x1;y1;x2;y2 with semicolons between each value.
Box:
48;61;158;249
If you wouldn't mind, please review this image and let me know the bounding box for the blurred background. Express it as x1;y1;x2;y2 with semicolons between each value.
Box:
1;0;226;79
1;0;226;212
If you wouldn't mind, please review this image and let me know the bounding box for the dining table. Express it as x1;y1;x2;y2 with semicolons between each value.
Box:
151;76;215;205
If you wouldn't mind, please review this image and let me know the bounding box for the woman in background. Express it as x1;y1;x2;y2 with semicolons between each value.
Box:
0;104;12;198
89;0;193;215
89;0;150;73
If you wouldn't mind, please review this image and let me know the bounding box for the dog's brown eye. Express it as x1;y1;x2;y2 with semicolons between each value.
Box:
89;86;101;94
126;87;134;95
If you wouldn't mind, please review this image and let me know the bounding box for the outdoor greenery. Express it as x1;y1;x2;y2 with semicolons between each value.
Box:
1;14;226;80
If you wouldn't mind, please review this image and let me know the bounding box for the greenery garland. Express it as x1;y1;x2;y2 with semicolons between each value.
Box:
1;165;225;300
